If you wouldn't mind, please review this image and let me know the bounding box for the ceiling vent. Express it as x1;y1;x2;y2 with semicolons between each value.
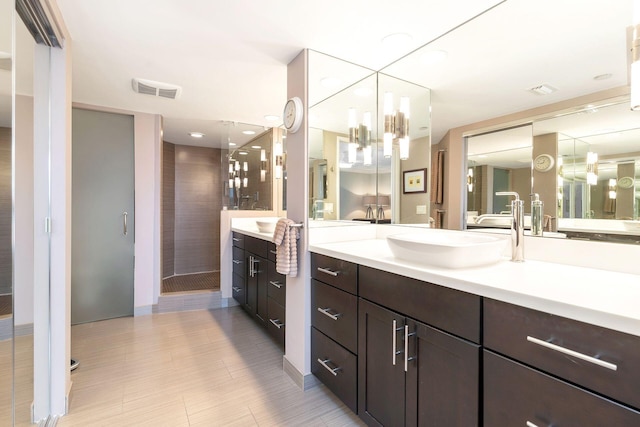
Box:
131;78;182;99
527;84;557;96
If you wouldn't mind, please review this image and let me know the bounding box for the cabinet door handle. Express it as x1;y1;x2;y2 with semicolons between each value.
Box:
526;422;539;427
392;320;404;365
232;238;241;242
269;318;284;329
526;336;618;371
317;307;341;321
317;267;338;277
404;325;416;372
232;259;242;265
269;250;277;255
269;280;283;289
123;212;128;236
232;286;242;293
317;358;341;376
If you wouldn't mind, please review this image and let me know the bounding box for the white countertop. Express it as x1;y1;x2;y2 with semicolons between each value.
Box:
309;238;640;338
230;218;640;338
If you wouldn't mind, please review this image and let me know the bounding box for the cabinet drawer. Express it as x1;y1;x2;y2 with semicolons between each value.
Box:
266;297;285;349
312;279;358;354
359;266;481;343
312;327;357;413
484;350;640;426
245;235;269;259
232;246;245;278
232;273;245;305
310;253;357;294
231;232;245;248
267;242;278;262
267;261;286;306
484;298;640;410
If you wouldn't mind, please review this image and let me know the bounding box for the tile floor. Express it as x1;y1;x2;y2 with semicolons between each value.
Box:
53;307;363;426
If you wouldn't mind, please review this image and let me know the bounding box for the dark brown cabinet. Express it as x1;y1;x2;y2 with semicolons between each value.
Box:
358;298;480;427
233;232;285;351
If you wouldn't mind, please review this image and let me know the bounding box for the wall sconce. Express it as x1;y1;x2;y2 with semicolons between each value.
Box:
362;194;377;219
467;168;474;192
608;178;617;199
348;109;372;165
383;92;410;160
586;151;598;185
377;195;391;219
631;0;640;110
260;149;267;182
274;140;283;179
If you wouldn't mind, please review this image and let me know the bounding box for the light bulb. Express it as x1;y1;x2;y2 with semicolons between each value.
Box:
363;145;372;166
399;137;409;160
260;149;266;162
384;133;393;158
348;142;357;164
363;111;372;129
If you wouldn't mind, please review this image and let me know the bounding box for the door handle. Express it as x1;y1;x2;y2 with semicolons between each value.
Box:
123;211;128;236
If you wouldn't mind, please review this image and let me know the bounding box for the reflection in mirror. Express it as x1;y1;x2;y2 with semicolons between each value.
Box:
533;100;640;237
466;125;532;228
0;0;12;423
308;49;432;225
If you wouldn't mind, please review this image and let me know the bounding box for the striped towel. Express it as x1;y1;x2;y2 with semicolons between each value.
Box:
272;218;300;277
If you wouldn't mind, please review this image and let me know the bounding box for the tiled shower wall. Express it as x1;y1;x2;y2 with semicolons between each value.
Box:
163;142;222;278
0;128;10;295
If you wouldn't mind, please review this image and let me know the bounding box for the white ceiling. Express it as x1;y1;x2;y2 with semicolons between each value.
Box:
5;0;638;149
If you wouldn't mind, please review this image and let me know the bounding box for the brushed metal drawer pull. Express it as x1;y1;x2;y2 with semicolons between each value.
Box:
232;286;242;293
526;336;618;371
232;260;242;265
232;237;241;242
526;422;539;427
270;250;277;255
317;307;341;321
317;267;339;277
269;318;284;329
269;280;283;289
317;358;341;376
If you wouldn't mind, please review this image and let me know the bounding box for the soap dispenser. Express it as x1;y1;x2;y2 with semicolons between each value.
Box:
531;193;543;236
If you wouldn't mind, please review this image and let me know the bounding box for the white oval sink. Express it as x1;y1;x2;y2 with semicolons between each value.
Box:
256;219;278;234
387;229;507;268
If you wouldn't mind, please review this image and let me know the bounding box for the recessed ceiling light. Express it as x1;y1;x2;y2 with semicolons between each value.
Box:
320;77;342;88
239;151;248;155
242;130;256;135
189;132;204;138
353;87;373;97
251;145;261;149
420;50;448;65
264;115;280;121
593;73;612;81
229;142;236;146
527;84;557;95
381;33;413;48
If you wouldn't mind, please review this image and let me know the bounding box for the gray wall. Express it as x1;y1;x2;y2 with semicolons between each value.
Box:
0;127;11;295
162;142;175;278
163;143;222;276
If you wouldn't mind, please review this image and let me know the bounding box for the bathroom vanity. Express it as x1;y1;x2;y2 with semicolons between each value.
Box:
309;232;640;426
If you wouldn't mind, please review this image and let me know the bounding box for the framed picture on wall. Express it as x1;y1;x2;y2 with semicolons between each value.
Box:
403;168;427;194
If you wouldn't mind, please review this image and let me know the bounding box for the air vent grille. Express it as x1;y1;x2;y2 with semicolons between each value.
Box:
131;78;182;99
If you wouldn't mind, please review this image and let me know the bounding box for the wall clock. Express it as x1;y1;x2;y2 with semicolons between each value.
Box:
283;96;303;133
533;153;555;172
617;176;634;189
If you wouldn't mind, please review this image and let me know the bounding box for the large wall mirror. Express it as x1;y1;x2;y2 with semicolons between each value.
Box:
308;50;432;225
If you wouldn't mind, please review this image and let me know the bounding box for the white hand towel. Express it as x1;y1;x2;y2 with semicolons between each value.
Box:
273;218;300;277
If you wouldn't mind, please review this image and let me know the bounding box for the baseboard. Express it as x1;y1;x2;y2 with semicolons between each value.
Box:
221;297;239;308
134;305;153;316
283;355;319;391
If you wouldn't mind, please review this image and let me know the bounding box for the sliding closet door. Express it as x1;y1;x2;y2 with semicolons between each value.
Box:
71;108;134;324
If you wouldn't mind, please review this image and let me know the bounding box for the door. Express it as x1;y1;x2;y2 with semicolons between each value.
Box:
358;298;406;426
71;108;134;324
406;320;480;426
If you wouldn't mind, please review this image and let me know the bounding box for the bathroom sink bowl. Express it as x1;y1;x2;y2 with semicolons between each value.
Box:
387;229;507;268
256;219;278;234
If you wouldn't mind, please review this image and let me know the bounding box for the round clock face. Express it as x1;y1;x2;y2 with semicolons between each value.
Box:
534;154;555;172
283;97;303;133
617;176;634;189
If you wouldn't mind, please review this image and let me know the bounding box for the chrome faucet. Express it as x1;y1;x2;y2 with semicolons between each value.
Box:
495;191;524;262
